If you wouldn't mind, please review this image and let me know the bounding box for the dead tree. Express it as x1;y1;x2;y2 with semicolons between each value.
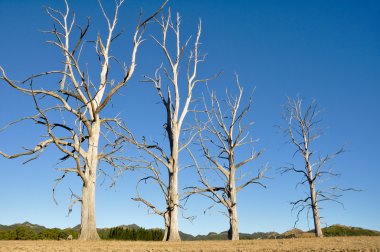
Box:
0;0;166;240
185;77;267;241
106;10;208;241
130;161;171;241
282;97;356;238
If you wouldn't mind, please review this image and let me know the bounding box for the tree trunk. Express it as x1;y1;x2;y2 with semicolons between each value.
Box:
306;156;323;238
228;205;239;240
166;168;181;241
164;125;181;241
162;212;169;241
79;122;100;240
228;170;239;241
79;181;100;240
310;183;323;238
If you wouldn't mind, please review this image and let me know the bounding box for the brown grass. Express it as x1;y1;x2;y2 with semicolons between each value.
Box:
0;236;379;252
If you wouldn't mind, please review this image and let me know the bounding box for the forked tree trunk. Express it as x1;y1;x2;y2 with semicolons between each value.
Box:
310;183;323;238
228;169;239;241
79;122;101;240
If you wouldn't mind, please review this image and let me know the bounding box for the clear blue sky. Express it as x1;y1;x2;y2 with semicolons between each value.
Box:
0;0;379;235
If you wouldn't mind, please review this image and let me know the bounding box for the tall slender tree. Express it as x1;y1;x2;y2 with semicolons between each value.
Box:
108;10;209;241
185;78;267;240
0;0;166;240
282;97;356;238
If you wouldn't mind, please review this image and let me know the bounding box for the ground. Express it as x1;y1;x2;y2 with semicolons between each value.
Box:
0;236;379;251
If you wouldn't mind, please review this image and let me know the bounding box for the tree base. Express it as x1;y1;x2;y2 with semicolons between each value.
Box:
165;232;181;241
78;231;100;241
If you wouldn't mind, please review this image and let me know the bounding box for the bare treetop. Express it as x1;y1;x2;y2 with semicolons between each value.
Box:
185;76;268;240
102;9;210;241
281;97;358;238
0;0;167;240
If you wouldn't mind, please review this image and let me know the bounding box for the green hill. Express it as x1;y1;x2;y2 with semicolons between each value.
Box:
321;224;380;237
188;230;279;240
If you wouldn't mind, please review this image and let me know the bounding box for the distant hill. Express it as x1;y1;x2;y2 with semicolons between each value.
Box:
72;224;81;232
250;232;280;239
183;230;279;240
278;228;306;238
183;225;380;240
1;222;379;240
0;222;47;233
0;222;78;240
118;224;141;230
179;231;196;240
321;224;380;237
277;225;380;239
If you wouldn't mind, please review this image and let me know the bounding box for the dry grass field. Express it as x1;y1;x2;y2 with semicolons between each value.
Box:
0;237;379;252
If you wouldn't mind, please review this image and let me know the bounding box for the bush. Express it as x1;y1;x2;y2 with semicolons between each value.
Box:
15;226;37;240
107;227;164;241
0;230;16;240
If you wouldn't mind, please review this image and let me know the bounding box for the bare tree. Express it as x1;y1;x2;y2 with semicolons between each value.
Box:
0;0;166;240
185;78;267;241
106;10;208;241
281;97;356;238
130;161;171;241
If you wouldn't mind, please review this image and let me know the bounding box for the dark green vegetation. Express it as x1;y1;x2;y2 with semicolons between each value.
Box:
0;222;378;241
103;226;163;241
184;231;279;240
321;225;380;237
178;225;380;240
0;222;78;240
0;223;163;241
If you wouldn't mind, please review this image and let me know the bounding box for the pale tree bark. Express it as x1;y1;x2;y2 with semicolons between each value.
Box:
228;171;239;241
167;156;180;241
79;119;100;240
137;11;205;241
310;182;323;238
130;161;171;241
107;10;209;241
185;77;267;241
282;97;357;238
0;0;167;241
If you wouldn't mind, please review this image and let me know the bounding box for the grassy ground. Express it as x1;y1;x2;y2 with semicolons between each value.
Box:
0;236;379;251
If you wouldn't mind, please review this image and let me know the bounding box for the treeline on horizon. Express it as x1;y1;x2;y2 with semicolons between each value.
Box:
0;226;78;241
0;223;378;241
0;225;163;241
